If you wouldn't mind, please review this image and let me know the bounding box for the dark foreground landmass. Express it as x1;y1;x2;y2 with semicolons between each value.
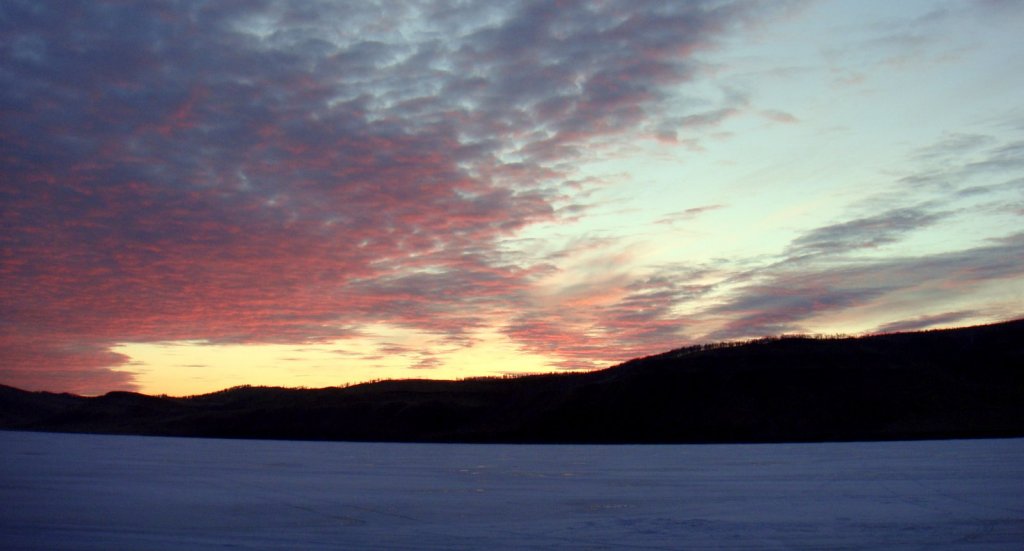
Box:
2;320;1022;443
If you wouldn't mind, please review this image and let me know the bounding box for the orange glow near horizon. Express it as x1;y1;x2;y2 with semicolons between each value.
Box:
111;327;562;397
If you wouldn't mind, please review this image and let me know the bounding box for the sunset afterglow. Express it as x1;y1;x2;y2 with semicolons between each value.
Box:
2;1;1022;395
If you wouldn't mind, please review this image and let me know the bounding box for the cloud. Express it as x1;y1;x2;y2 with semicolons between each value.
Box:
705;233;1024;341
785;207;948;258
873;311;983;334
900;136;1024;192
656;204;725;225
1;1;777;391
409;356;443;371
5;2;1017;393
759;109;799;124
911;133;997;162
504;262;717;368
0;334;133;395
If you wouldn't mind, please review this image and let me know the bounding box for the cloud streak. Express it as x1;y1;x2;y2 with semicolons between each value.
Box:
706;232;1024;341
786;207;948;258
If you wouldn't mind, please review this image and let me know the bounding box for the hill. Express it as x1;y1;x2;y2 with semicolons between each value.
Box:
2;319;1022;443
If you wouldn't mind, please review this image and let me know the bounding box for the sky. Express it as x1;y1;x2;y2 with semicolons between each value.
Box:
2;0;1022;396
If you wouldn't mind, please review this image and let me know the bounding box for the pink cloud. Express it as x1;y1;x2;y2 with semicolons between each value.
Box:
0;1;812;392
759;109;799;124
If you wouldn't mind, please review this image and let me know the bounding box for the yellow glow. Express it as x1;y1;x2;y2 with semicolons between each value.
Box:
428;330;556;379
112;325;560;397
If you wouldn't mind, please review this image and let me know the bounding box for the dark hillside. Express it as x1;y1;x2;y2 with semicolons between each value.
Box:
2;319;1022;443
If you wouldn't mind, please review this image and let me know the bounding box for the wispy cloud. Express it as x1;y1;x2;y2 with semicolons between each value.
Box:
705;233;1024;341
656;204;725;225
873;311;982;334
785;207;948;258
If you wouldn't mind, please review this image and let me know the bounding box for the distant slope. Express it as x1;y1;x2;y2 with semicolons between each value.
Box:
2;319;1022;443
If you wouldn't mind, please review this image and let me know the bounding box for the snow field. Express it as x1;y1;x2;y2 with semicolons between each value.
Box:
1;431;1022;550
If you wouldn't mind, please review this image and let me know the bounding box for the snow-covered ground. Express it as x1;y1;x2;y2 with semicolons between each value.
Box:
1;431;1021;550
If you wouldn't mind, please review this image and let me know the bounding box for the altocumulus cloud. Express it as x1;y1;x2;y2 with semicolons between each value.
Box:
0;1;773;393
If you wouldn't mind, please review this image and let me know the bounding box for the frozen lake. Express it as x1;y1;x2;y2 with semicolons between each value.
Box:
1;431;1022;550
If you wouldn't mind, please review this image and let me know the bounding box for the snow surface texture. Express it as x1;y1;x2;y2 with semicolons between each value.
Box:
1;432;1022;550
